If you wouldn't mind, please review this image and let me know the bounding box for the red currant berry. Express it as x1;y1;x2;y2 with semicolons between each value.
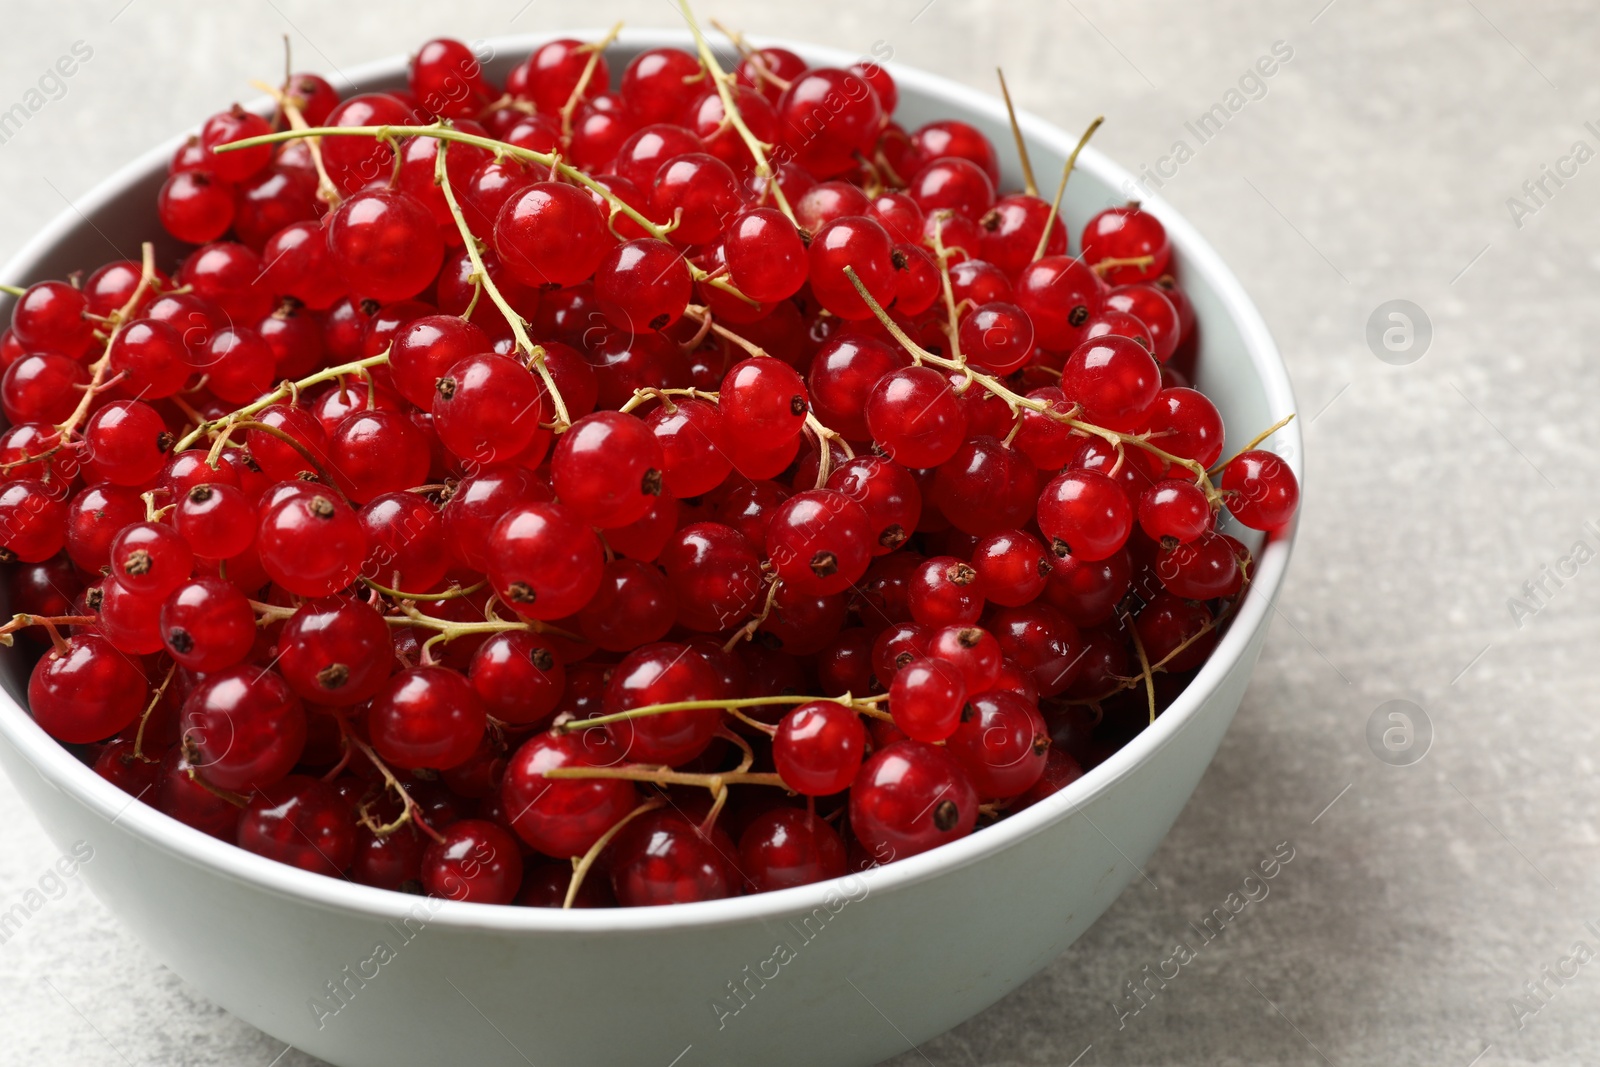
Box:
946;690;1049;799
494;182;613;289
238;775;356;878
659;522;765;632
503;730;636;858
740;807;847;892
432;353;547;466
173;482;255;560
183;666;306;792
256;486;367;597
1222;450;1299;530
850;739;977;862
488;501;604;620
28;634;146;743
1139;479;1212;544
422;819;523;904
773;700;866;796
610;810;735;906
1038;469;1134;561
370;666;487;772
160;577;255;672
722;208;808;303
1081;204;1170;285
468;631;565;728
1060;334;1161;432
551;411;664;529
278;596;394;707
864;366;967;468
765;489;873;597
808;215;896;320
595;239;692;332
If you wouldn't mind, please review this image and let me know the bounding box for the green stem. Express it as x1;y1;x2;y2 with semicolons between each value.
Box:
171;352;391;453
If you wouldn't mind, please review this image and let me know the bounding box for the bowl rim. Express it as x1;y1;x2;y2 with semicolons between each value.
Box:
0;27;1301;934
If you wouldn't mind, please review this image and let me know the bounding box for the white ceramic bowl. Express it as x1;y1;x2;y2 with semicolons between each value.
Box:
0;29;1300;1067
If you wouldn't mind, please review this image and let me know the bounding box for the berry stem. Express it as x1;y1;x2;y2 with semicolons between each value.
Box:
721;574;783;652
252;78;340;207
1207;413;1296;476
0;613;96;648
343;725;448;845
1034;115;1103;263
217;123;672;242
133;661;177;763
361;577;486;602
1089;254;1155;278
564;795;663;908
385;600;582;644
433;138;573;431
996;68;1039;198
541;764;789;790
170;352;392;453
679;0;797;223
559;21;625;143
229;419;353;506
1122;610;1157;724
554;691;888;734
0;283;25;298
841;264;1227;497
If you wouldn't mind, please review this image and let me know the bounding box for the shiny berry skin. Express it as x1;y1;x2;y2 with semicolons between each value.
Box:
651;153;742;247
494;182;612;289
2;353;89;424
889;657;967;743
410;37;492;118
610;810;734;906
183;666;306;793
326;190;444;304
1156;530;1245;600
173;482;255;560
488;501;604;620
979;193;1067;276
808;215;897;320
600;641;722;765
83;401;173;486
503;730;637;859
468;631;565;727
97;577;165;654
723;208;808;303
551;411;664;529
740;808;847;892
720;357;808;445
865;366;967;468
0;424;75;496
237;775;356;878
370;666;487;772
109;522;193;599
595;239;692;332
65;483;145;572
659;522;765;632
158;170;235;244
107;319;190;398
988;603;1085;697
1146;387;1225;472
1136;592;1216;672
1014;255;1099;352
773;700;866;796
1060;334;1162;432
28;634;147;744
11;281;94;357
160;577;254;672
765;489;873;597
278;596;393;707
621;47;706;123
1044;547;1131;628
1082;307;1156;355
735;46;807;101
156;746;242;840
389;314;491;409
257;486;367;597
946;690;1049;800
928;625;1003;693
1105;284;1182;363
328;409;431;504
850;740;977;863
972;530;1051;607
512;38;609;112
200;105;272;182
909;156;995;221
1139;479;1213;544
319;93;413;192
422;820;523;904
807;335;906;440
1222;450;1300;530
959;301;1034;374
797;181;872;231
908;556;984;627
1038;469;1134;562
177;241;273;323
0;480;68;562
776;69;886;177
825;455;921;556
93;739;161;796
929;435;1038;538
644;397;729;498
1081;205;1171;285
613;123;706;188
577;559;675;651
359;492;450;593
432;353;547;466
441;464;551;572
1072;436;1163;510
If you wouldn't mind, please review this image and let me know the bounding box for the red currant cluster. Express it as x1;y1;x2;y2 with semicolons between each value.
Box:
0;17;1299;909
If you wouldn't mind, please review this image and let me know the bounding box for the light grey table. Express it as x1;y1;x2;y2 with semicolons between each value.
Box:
1;2;1594;1064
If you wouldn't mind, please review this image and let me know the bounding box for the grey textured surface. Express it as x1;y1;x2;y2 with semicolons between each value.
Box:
0;1;1595;1064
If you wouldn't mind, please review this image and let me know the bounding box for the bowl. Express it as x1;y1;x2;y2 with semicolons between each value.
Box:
0;28;1300;1067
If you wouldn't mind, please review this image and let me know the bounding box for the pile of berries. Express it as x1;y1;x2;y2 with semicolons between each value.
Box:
0;20;1298;909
